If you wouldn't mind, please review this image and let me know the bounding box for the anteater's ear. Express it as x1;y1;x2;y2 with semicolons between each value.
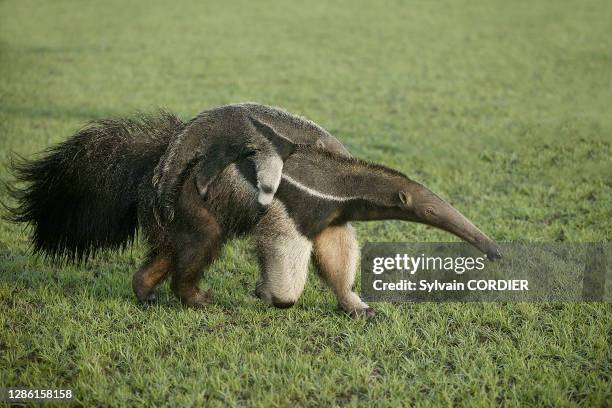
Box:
193;160;221;198
248;116;296;158
398;190;412;207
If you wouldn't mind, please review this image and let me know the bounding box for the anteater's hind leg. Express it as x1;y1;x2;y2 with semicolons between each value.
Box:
167;170;225;308
254;203;312;308
165;209;223;308
132;252;172;304
313;223;374;318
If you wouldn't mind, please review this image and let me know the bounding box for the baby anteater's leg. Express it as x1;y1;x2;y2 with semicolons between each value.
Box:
248;116;295;206
313;223;374;318
132;252;172;304
254;204;312;308
253;150;283;206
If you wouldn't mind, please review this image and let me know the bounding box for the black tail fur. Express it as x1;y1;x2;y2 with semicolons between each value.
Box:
4;111;185;261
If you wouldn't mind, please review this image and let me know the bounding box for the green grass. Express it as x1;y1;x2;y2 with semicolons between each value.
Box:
1;0;611;406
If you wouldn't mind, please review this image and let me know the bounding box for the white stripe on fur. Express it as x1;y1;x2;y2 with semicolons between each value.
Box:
281;174;358;202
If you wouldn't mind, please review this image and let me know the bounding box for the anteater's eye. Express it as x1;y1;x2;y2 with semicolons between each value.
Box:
398;191;412;207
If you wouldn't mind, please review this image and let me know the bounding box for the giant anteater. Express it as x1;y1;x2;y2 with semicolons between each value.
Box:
5;104;500;316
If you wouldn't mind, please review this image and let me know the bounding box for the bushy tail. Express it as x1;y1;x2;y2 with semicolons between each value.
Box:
4;111;185;261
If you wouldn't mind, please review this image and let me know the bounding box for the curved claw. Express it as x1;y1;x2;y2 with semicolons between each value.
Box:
348;307;376;319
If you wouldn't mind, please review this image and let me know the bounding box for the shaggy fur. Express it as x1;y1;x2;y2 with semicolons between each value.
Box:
6;111;183;260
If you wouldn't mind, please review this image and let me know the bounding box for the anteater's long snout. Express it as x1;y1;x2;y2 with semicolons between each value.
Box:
433;203;502;260
412;187;502;260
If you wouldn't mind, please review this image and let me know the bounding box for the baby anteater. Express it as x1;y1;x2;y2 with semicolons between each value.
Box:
5;105;501;317
153;103;347;222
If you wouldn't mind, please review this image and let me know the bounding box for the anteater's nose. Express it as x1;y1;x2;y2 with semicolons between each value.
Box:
486;245;502;261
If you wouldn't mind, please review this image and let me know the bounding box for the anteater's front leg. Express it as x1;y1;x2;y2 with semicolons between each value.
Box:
254;204;313;308
313;223;374;318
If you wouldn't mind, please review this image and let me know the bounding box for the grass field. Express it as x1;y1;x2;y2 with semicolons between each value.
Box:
1;0;611;406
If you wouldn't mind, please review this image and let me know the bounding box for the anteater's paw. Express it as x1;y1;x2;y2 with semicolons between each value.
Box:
181;290;214;308
346;307;376;319
141;291;157;304
339;294;374;319
135;290;157;305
